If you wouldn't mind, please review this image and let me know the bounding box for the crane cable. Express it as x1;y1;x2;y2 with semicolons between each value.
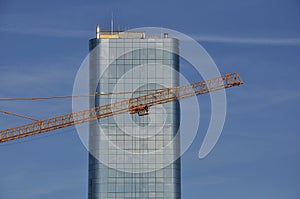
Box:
0;88;167;101
0;110;37;121
0;88;167;121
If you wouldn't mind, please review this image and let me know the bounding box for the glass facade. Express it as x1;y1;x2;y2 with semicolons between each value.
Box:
89;34;181;199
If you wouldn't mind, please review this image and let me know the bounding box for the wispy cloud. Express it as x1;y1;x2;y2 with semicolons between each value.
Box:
229;88;300;115
186;175;235;186
2;25;300;46
193;34;300;46
0;26;92;38
0;168;85;199
0;60;77;128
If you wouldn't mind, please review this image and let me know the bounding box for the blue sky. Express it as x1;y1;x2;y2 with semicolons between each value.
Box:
0;0;299;198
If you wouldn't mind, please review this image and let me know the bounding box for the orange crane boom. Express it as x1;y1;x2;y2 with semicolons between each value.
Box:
0;72;243;143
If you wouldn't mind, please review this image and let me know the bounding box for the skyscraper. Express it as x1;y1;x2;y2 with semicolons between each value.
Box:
88;27;181;199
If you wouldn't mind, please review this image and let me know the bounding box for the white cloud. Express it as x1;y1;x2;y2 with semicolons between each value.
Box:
193;34;300;46
0;26;92;38
0;168;85;199
2;25;300;46
228;88;300;115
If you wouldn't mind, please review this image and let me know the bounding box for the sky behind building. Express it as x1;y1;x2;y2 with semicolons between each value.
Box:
0;0;299;198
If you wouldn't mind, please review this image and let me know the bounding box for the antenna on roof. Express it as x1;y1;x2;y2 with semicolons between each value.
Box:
111;12;114;35
96;25;100;39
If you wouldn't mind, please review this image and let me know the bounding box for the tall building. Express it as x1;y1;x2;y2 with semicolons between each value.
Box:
88;26;181;199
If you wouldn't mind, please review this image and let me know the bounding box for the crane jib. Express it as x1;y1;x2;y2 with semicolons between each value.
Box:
0;72;243;143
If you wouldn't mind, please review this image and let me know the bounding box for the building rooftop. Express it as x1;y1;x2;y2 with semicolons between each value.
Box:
95;25;168;39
